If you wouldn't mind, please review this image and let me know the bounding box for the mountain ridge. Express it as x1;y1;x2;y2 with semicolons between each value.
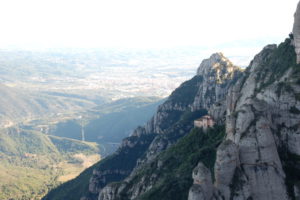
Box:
44;3;300;200
0;83;98;127
43;52;243;200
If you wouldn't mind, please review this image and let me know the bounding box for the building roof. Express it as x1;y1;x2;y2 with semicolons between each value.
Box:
194;115;213;121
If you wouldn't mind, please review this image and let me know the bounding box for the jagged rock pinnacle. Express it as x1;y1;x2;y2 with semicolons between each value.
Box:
293;0;300;63
196;52;239;78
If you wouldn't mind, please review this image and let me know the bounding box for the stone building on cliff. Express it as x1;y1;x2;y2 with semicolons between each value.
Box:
194;115;215;130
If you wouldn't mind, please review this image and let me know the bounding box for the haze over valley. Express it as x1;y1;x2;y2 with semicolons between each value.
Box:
0;0;299;200
0;46;212;199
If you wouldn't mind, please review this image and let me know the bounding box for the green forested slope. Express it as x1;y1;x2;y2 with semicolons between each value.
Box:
0;128;99;200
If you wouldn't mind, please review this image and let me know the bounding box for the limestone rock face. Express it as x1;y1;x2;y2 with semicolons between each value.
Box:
144;53;242;135
188;162;213;200
83;41;299;200
98;185;118;200
188;37;300;200
89;169;131;195
192;53;242;114
214;140;239;199
213;41;299;200
44;3;300;200
131;53;243;169
188;185;206;200
96;53;242;200
293;0;300;63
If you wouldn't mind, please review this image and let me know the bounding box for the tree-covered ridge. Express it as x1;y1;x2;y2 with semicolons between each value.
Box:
0;128;99;200
137;126;225;200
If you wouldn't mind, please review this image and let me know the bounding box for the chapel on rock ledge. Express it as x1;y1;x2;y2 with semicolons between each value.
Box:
194;115;215;130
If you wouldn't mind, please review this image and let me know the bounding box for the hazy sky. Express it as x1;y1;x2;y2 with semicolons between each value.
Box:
0;0;298;49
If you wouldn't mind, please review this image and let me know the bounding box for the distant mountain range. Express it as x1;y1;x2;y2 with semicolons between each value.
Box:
0;83;99;127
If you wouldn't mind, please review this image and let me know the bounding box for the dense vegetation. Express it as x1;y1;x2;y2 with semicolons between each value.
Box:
43;134;157;200
0;96;161;200
121;126;225;200
279;150;300;200
49;135;99;155
0;128;99;200
255;38;300;93
167;75;203;106
42;162;100;200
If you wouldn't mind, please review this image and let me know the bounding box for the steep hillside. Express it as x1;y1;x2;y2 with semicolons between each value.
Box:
0;89;161;199
192;37;300;200
44;4;300;200
49;97;163;154
44;53;242;200
92;39;300;200
45;38;300;200
99;126;225;200
0;127;100;200
0;84;98;127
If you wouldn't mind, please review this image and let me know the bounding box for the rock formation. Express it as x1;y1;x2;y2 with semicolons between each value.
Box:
44;3;300;200
192;53;242;113
188;163;213;200
143;53;242;135
45;37;300;200
96;54;242;200
188;38;300;200
293;0;300;63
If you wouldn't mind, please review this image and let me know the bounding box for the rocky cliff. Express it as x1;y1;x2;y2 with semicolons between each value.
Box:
293;1;300;63
45;40;300;200
43;53;242;200
91;52;242;200
188;38;300;200
45;42;300;200
144;52;241;135
44;3;300;200
97;38;300;200
94;54;242;200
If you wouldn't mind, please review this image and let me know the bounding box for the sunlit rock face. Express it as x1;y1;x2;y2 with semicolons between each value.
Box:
293;1;300;63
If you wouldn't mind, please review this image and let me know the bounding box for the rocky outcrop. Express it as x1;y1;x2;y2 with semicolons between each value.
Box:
47;40;300;200
192;53;242;115
137;53;242;165
97;184;119;200
189;37;300;200
219;43;297;200
80;133;156;200
89;169;131;195
293;0;300;63
188;163;213;200
97;54;242;200
214;140;239;199
45;4;300;199
144;53;242;135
